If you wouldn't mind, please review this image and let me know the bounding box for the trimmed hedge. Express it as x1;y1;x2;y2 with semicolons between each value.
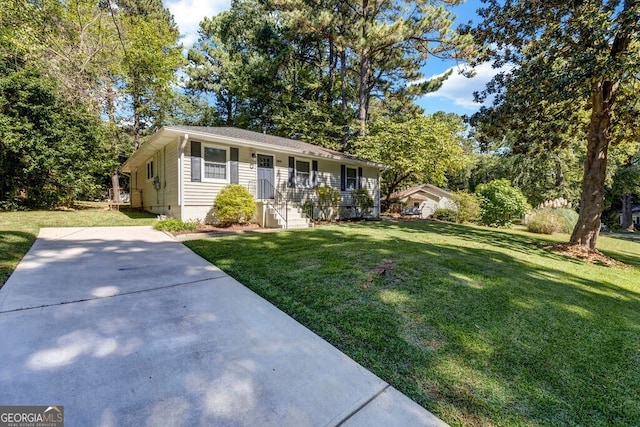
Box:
213;184;256;225
431;208;458;223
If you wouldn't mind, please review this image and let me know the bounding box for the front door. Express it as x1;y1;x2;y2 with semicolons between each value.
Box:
257;154;274;199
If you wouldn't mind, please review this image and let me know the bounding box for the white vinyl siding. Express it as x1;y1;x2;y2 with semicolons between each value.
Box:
140;140;179;215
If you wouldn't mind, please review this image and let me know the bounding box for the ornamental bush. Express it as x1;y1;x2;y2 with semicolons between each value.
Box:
476;179;530;227
451;191;480;223
351;188;374;218
527;208;578;235
316;186;342;221
213;184;256;225
431;208;458;223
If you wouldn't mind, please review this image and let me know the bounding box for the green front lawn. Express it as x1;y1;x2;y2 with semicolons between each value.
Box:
185;221;640;426
0;207;157;286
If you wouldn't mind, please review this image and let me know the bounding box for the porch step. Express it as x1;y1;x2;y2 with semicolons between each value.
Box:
264;204;311;229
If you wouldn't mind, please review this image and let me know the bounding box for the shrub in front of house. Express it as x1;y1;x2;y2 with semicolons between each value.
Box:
451;191;480;223
213;184;256;226
351;188;374;218
527;208;579;235
431;208;458;223
316;186;341;221
154;218;198;232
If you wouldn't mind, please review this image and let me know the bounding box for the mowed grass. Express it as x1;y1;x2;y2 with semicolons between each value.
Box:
0;206;156;286
185;221;640;426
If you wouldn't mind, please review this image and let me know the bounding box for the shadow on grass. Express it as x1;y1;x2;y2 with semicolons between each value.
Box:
117;208;157;220
185;221;640;426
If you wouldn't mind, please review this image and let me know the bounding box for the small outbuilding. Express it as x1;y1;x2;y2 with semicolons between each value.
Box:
390;184;456;218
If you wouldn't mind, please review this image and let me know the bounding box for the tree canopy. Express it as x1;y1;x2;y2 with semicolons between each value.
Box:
186;0;473;149
354;112;469;208
471;0;640;249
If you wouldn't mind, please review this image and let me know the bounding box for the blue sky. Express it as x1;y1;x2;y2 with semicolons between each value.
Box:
166;0;494;116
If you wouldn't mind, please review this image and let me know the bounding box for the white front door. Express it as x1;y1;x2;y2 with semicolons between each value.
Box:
257;154;274;199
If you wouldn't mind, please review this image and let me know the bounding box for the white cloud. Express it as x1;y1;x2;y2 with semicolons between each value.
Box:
166;0;232;48
420;62;514;111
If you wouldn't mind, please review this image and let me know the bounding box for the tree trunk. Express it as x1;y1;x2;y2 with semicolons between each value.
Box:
340;49;350;152
358;51;369;139
570;83;614;250
357;0;369;140
111;171;121;203
621;193;634;231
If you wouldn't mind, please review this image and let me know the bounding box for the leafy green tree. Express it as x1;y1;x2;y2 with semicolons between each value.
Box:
0;59;114;208
476;179;530;227
354;113;468;210
188;0;473;148
107;0;184;148
472;1;640;249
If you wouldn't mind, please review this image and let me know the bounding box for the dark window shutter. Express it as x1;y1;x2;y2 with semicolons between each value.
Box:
230;147;239;184
357;167;363;189
340;165;346;191
288;156;295;188
190;141;201;182
312;160;318;188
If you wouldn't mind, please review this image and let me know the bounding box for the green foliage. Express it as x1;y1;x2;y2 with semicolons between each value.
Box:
186;0;472;146
526;209;571;235
0;63;115;209
153;218;197;232
213;184;256;225
527;208;578;235
431;208;458;223
316;186;342;221
301;200;314;220
350;188;374;219
355;114;468;208
476;179;531;227
472;1;640;248
451;191;480;223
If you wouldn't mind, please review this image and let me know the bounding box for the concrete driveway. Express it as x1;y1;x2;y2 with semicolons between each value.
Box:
0;227;447;426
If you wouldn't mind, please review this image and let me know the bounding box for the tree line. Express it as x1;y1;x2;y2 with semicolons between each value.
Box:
1;0;638;250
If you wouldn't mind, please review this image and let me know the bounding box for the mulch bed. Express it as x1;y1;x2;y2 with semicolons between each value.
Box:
540;243;625;267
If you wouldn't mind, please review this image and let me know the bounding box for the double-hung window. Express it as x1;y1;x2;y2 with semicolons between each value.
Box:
204;146;227;181
296;160;310;188
146;160;154;180
346;167;357;189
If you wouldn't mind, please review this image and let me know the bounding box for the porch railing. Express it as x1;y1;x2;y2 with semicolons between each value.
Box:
248;179;289;229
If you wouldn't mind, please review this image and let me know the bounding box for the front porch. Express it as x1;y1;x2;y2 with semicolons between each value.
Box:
248;180;313;230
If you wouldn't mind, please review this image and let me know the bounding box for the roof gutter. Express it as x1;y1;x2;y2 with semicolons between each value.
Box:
162;127;386;169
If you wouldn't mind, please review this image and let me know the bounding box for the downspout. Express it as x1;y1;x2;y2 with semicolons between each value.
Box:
178;134;189;219
163;145;167;214
377;168;382;218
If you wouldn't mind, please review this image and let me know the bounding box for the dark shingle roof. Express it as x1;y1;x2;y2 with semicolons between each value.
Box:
166;126;380;166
